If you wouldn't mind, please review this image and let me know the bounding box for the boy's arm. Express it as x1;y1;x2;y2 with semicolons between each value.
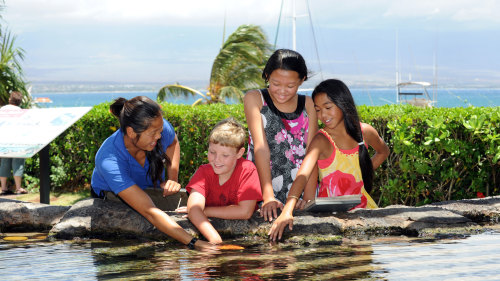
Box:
187;191;222;244
203;200;257;220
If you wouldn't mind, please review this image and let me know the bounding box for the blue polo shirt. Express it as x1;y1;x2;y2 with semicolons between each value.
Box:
91;119;175;196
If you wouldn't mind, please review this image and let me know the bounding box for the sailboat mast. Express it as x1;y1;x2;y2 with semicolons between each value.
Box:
396;29;399;104
292;0;297;51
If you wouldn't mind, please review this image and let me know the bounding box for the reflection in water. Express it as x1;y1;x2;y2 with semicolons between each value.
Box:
90;239;375;280
371;232;500;280
1;232;500;280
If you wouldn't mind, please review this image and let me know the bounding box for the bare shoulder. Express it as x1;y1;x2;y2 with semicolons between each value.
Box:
304;95;315;109
361;122;383;143
310;130;330;148
243;89;262;104
310;130;333;158
361;122;377;134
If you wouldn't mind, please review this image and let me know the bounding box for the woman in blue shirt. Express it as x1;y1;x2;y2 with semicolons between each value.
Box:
91;96;213;250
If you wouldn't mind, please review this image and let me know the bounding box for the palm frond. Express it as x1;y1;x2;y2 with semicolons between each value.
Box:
0;28;29;107
208;25;272;101
157;84;206;102
156;24;271;105
219;86;244;103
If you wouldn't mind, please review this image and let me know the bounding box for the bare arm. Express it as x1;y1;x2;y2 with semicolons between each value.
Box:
244;90;282;221
161;135;182;197
166;135;180;182
301;96;319;204
203;200;257;220
362;123;390;169
186;191;222;244
268;135;326;241
118;185;215;249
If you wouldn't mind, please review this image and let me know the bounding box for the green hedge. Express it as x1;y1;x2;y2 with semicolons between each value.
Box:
24;103;499;207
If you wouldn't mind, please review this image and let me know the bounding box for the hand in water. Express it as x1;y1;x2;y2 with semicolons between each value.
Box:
268;211;294;241
194;240;220;252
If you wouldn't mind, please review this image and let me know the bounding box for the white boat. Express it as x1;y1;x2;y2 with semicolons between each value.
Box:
397;81;435;108
395;29;438;108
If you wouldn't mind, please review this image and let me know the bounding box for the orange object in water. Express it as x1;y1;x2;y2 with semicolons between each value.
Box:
3;236;29;241
218;244;245;250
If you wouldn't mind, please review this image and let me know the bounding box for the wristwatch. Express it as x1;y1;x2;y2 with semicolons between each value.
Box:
187;237;198;249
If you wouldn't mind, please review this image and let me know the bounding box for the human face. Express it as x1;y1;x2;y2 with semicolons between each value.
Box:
207;142;243;182
313;92;344;131
133;115;163;152
267;68;304;105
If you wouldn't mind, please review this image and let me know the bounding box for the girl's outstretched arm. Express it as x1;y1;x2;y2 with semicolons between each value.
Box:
268;134;326;241
361;123;390;169
244;90;283;222
118;185;216;250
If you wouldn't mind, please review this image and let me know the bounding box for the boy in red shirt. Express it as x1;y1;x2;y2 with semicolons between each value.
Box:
176;118;262;244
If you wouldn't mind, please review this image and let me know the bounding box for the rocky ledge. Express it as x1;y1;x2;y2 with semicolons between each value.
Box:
1;189;499;242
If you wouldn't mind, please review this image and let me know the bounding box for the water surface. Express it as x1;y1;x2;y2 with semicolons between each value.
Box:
2;232;499;280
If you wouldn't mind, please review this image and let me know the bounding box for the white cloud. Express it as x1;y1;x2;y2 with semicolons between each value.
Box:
3;0;282;28
6;0;500;29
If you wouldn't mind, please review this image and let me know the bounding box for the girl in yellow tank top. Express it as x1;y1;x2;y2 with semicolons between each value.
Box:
316;129;377;209
268;79;390;241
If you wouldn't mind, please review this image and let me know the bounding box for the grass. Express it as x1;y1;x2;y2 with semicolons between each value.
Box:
12;190;90;206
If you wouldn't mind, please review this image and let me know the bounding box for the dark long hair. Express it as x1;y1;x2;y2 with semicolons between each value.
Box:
312;79;374;193
110;96;171;188
262;49;308;83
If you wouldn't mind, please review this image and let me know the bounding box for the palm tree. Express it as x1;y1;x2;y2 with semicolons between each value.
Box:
0;0;31;108
157;24;272;105
0;29;30;107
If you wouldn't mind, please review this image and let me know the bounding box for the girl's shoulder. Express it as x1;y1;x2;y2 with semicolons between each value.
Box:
310;130;335;158
304;95;314;107
304;95;317;114
360;122;376;134
360;122;382;142
243;89;263;108
312;129;333;147
244;89;262;100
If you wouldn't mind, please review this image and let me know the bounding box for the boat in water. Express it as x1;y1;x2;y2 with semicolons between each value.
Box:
397;81;436;108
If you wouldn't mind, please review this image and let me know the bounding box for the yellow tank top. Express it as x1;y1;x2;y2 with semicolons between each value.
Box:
316;129;377;209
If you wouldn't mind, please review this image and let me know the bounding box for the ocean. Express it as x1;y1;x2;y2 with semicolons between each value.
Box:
30;87;500;108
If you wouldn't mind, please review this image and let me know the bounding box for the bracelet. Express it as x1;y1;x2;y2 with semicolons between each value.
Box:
287;195;300;201
187;237;198;249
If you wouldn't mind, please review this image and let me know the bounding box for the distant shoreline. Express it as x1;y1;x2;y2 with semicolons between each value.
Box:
28;81;500;94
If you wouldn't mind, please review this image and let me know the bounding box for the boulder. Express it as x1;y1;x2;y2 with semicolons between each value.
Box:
0;198;69;232
431;196;500;222
50;198;162;239
2;194;500;242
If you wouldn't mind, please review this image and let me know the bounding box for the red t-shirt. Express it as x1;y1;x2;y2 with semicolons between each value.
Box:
186;158;262;207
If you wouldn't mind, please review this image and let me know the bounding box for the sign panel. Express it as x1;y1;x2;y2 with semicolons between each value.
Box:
0;107;92;158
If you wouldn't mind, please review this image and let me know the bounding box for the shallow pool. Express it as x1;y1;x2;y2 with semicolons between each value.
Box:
1;232;499;280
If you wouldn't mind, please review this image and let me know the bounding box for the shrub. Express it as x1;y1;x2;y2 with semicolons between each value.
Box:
24;103;499;207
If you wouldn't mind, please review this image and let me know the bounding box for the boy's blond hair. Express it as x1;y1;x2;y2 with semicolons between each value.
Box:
209;118;246;150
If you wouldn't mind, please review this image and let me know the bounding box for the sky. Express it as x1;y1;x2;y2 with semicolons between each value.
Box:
2;0;500;90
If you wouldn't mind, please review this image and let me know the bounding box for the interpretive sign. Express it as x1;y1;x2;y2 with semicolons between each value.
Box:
0;107;92;158
0;106;92;204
